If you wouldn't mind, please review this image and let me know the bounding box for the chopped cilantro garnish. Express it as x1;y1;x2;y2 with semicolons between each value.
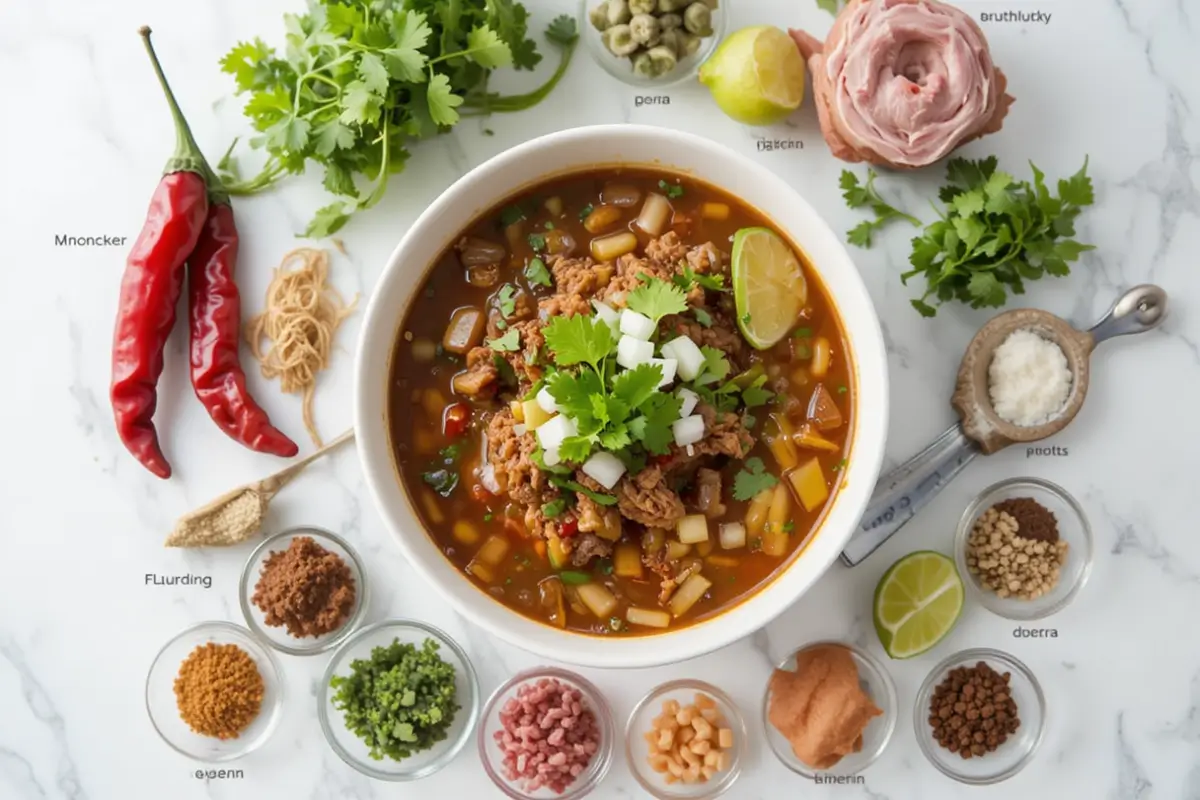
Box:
782;520;795;533
525;257;552;287
832;458;847;471
742;413;757;429
542;498;567;518
497;284;517;317
837;384;848;394
528;233;546;252
543;221;554;230
626;277;688;325
609;616;623;631
597;559;614;576
740;375;775;409
792;327;813;339
483;513;493;522
658;179;684;199
500;205;525;226
422;469;459;498
741;312;752;324
578;203;595;221
692;346;731;387
548;475;619;505
439;444;461;462
496;318;508;330
493;354;518;387
673;266;727;293
732;457;778;500
692;308;713;328
488;329;520;352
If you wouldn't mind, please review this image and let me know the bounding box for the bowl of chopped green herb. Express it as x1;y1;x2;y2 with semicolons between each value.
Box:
318;619;480;780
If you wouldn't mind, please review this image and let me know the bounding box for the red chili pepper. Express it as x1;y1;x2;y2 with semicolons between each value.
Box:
559;517;579;538
188;202;297;457
443;402;471;438
110;28;215;478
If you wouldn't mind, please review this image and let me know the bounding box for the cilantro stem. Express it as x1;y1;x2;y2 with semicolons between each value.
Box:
462;40;578;115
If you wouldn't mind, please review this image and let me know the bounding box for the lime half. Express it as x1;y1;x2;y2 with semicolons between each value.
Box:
699;26;805;126
874;551;964;659
732;227;807;349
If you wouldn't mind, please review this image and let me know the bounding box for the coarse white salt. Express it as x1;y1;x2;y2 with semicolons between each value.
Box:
987;328;1072;427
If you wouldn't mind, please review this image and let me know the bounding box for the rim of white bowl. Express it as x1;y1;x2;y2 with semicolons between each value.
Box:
354;124;889;668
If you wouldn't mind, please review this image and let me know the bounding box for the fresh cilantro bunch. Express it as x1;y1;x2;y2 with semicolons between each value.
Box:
218;1;579;237
903;157;1095;317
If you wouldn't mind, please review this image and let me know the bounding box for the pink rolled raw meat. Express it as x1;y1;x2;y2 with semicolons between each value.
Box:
790;0;1013;169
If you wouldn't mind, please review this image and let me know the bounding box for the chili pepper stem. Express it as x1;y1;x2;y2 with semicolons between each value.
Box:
138;26;228;204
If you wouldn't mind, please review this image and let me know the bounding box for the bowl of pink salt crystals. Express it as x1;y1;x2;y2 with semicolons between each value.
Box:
479;668;615;798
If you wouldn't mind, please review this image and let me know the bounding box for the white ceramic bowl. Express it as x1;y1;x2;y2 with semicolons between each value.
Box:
354;124;888;668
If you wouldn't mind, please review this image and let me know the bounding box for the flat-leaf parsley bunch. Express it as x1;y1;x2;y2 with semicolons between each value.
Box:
218;0;578;237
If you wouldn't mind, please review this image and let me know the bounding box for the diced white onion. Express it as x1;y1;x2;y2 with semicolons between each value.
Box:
479;463;501;494
542;447;561;467
672;414;705;447
665;335;705;381
581;451;627;490
617;335;655;369
649;357;677;388
591;300;621;332
677;514;710;544
512;423;527;436
677;388;699;417
659;339;679;361
536;386;558;414
719;522;747;550
619;308;656;341
686;444;695;457
536;415;577;451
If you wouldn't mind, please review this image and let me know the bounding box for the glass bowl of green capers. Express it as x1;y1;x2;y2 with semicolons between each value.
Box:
581;0;724;87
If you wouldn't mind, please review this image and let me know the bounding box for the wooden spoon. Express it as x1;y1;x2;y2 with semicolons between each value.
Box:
840;285;1167;566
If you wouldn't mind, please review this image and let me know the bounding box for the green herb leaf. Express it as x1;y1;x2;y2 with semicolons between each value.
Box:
578;203;595;221
658;179;684;199
673;266;727;293
543;314;615;368
558;570;591;585
693;308;713;328
525;257;552;287
488;328;520;352
732;457;778;501
466;25;514;68
547;475;618;505
692;346;731;387
304;202;351;239
626;277;688;324
500;205;525;226
546;15;579;47
542;498;567;518
497;284;518;317
628;393;683;455
528;233;546;252
840;168;921;248
426;73;464;126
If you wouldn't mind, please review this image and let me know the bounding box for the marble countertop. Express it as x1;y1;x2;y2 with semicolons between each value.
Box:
4;0;1200;797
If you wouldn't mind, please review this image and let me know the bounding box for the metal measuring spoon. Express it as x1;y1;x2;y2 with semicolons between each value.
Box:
840;285;1167;566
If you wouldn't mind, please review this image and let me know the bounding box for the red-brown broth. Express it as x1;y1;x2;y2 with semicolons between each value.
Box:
387;169;854;636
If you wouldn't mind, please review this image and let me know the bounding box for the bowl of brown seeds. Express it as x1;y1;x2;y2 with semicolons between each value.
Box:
913;648;1045;785
955;477;1093;620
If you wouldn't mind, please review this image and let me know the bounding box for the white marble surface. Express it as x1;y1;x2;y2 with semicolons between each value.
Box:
3;0;1200;797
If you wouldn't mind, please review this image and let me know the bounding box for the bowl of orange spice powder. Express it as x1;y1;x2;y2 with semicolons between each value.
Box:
146;621;284;761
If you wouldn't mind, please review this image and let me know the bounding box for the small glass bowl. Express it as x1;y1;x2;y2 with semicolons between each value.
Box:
955;477;1093;620
625;679;745;800
914;648;1046;785
146;621;284;762
579;0;726;89
479;667;615;799
239;527;368;656
763;641;897;778
318;620;480;781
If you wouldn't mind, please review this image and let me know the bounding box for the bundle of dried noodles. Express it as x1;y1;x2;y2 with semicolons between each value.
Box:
246;248;356;447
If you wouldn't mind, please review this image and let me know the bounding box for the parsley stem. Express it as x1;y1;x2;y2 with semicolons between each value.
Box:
462;40;578;115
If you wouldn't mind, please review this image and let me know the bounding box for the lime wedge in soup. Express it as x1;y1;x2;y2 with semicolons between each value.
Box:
732;227;807;349
699;26;805;126
874;551;964;659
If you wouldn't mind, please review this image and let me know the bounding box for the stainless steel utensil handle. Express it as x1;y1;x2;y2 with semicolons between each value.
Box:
840;425;979;566
1088;284;1168;343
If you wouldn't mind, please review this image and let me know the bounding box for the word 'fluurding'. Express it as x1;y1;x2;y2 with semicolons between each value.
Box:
145;573;212;589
